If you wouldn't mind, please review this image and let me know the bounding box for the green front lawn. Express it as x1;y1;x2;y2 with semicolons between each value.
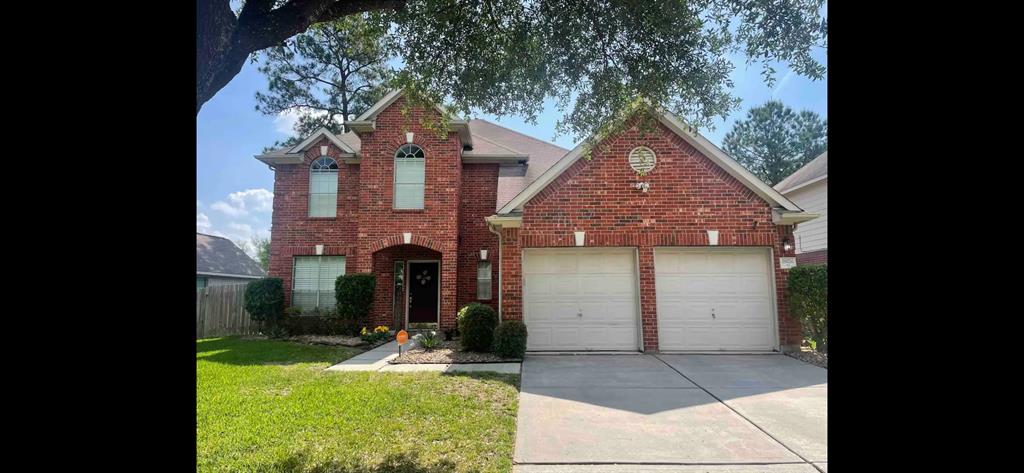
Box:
197;337;520;472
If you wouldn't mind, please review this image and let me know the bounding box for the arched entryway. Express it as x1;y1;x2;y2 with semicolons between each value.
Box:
372;244;444;331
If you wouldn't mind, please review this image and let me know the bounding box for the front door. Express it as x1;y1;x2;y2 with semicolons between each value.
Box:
408;262;439;324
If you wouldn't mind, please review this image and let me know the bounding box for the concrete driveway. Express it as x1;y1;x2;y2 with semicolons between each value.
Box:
514;354;826;473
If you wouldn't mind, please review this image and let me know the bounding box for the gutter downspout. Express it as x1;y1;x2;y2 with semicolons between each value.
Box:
487;220;503;321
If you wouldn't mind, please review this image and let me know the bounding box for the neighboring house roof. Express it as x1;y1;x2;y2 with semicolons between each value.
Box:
774;151;828;194
196;233;266;279
496;109;805;217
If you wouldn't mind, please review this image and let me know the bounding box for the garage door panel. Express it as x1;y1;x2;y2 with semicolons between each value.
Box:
524;248;639;351
656;248;775;352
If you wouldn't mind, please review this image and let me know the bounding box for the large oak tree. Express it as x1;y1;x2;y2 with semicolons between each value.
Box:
198;0;827;140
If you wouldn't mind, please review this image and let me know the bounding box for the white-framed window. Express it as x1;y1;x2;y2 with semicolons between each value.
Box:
292;256;346;311
477;261;492;300
309;156;339;217
394;144;425;209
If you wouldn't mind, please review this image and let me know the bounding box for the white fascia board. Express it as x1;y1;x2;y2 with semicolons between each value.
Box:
356;88;457;122
772;209;820;225
656;112;802;212
777;174;827;195
255;154;304;166
497;142;585;214
287;127;357;155
355;89;404;121
196;271;264;279
485;214;522;228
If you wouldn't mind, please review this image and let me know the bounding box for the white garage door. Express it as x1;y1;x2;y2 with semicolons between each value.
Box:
656;248;776;351
523;248;639;351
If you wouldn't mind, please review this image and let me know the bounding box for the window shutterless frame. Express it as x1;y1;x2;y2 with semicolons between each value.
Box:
393;144;425;209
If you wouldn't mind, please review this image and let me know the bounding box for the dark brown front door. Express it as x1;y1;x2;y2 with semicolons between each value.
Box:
408;262;439;324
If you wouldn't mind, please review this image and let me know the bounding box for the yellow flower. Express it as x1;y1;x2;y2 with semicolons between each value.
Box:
360;327;368;335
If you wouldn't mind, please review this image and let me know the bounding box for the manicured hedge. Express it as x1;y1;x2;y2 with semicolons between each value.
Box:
244;278;285;323
336;274;376;322
788;264;828;352
493;321;528;359
458;303;499;352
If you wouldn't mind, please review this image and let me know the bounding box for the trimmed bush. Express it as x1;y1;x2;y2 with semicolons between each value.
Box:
493;321;528;358
335;274;376;322
788;264;828;352
458;303;499;352
244;278;285;325
281;316;360;336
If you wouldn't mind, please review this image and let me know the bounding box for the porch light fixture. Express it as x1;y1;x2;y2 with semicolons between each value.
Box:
574;231;586;247
403;232;412;244
406;132;414;144
480;249;488;260
315;244;324;255
320;145;328;156
783;237;793;252
707;230;719;246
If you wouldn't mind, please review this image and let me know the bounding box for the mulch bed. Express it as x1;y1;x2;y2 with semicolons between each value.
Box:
787;349;827;369
390;340;522;364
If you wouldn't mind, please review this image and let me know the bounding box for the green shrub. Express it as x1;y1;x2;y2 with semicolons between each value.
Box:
458;303;498;352
415;330;442;350
281;316;360;336
284;306;303;317
336;274;376;322
244;278;285;327
788;265;828;353
493;321;528;358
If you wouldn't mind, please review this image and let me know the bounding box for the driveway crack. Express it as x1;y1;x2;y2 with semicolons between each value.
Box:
653;354;825;473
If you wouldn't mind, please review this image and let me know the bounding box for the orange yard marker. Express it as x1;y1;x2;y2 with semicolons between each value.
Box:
396;330;409;357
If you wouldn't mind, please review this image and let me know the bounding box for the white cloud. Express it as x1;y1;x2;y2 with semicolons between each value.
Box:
197;212;212;233
210;188;273;217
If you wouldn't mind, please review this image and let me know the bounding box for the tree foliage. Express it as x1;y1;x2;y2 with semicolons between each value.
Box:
255;13;394;151
722;100;827;186
199;0;827;143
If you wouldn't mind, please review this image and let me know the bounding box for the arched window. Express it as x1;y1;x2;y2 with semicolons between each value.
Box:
309;156;339;217
394;144;425;209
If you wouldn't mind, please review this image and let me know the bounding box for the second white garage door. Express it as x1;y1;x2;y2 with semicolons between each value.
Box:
656;248;776;351
523;248;639;351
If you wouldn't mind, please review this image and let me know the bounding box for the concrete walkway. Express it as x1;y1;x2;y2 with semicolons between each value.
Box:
514;354;826;473
325;340;521;374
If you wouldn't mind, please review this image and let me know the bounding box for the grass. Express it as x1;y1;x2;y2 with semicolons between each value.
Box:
197;337;520;472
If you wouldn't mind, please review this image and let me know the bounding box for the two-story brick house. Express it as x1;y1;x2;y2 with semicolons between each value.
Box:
256;89;817;353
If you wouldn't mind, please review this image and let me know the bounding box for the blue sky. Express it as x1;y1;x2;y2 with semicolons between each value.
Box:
197;46;826;256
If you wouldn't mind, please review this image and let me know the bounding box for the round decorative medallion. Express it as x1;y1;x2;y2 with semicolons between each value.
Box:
628;146;656;174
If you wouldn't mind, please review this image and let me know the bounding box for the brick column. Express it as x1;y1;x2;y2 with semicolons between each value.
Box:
774;225;802;351
637;246;659;352
500;227;522;321
440;244;459;331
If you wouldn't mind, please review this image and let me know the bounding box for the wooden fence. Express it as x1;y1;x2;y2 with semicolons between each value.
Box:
196;284;258;338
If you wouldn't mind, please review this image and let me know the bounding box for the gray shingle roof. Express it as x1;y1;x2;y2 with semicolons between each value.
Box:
196;233;266;278
775;151;828;194
467;119;569;210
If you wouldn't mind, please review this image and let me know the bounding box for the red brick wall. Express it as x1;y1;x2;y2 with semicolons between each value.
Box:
354;97;462;330
267;138;360;307
503;120;801;351
267;97;470;331
457;164;500;312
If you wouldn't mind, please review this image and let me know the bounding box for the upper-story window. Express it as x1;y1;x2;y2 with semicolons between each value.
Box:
394;144;425;209
309;156;339;217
